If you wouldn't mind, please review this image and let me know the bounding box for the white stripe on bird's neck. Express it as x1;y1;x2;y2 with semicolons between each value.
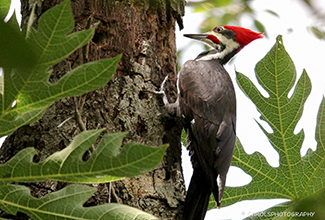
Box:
197;35;240;61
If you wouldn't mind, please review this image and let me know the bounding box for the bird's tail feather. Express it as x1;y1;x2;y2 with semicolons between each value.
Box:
183;167;211;220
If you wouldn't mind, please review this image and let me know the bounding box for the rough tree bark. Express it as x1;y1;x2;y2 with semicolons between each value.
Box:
0;0;186;219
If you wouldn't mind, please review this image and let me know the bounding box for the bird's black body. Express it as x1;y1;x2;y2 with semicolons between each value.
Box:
153;25;262;220
179;58;236;220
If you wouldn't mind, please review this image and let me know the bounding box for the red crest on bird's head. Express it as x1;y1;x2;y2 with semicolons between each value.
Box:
221;26;264;49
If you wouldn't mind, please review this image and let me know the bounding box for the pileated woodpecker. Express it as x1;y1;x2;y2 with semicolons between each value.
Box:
155;26;263;220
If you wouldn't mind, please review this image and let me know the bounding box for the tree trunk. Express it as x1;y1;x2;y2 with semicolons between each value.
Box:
0;0;185;219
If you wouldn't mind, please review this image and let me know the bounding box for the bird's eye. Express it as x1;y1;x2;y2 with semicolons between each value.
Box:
215;26;225;32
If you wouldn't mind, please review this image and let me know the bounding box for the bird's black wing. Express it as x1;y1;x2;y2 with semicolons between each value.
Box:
179;59;236;219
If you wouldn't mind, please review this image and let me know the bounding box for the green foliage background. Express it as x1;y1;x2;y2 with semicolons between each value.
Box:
206;36;325;219
185;1;325;218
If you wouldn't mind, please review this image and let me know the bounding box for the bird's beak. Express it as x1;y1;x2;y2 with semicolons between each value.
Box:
184;31;220;48
183;33;209;41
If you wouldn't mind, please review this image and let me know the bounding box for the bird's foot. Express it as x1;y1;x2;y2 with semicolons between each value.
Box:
146;75;168;95
144;75;179;116
145;75;169;104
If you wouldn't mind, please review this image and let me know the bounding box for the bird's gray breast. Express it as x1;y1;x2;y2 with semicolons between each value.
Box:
178;59;236;170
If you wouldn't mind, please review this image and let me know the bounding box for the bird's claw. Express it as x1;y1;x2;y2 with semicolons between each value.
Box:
159;75;169;92
146;75;168;95
149;90;165;95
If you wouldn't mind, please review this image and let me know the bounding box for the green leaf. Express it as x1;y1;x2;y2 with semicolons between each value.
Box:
0;18;37;69
181;129;187;147
265;9;279;18
291;187;325;219
254;19;267;37
0;184;158;220
0;0;121;137
0;129;168;183
248;187;325;219
208;36;325;217
308;26;325;40
0;0;10;20
27;0;93;66
187;0;233;9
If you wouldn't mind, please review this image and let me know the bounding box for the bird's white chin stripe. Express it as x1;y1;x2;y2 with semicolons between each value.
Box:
198;36;240;61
